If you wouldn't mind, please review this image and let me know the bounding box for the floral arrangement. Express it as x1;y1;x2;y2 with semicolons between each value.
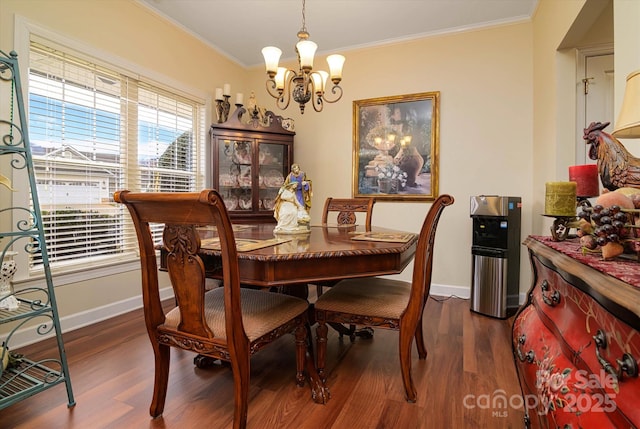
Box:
375;162;408;188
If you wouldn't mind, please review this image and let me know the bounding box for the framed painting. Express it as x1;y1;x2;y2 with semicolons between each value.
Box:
352;92;439;201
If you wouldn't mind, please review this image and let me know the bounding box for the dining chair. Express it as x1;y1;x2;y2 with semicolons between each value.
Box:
321;197;375;230
114;189;309;429
314;194;454;402
316;197;375;298
314;197;377;339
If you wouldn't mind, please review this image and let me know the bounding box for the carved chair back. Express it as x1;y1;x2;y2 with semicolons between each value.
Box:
116;190;243;341
410;194;455;310
321;197;375;230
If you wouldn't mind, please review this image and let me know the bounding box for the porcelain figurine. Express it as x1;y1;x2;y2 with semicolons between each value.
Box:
273;182;310;234
283;163;312;215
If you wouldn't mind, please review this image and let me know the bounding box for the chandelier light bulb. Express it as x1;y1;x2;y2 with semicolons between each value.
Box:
326;54;345;83
311;70;328;94
275;67;288;91
262;47;282;77
296;40;317;71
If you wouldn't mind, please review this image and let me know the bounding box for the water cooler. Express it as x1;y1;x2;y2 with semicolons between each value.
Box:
470;195;521;318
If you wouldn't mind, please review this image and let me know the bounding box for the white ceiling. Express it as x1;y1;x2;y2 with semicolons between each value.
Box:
137;0;538;68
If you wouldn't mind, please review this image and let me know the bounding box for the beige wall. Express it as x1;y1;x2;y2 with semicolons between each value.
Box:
249;23;534;295
531;0;587;234
1;0;634;339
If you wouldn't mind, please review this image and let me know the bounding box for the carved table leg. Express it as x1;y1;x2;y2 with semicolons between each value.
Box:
305;323;330;404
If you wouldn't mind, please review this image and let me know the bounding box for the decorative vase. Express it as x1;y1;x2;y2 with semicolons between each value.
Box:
390;178;400;194
394;146;424;187
1;251;17;300
378;178;392;194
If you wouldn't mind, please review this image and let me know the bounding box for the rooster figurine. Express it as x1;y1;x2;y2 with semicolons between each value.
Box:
583;121;640;191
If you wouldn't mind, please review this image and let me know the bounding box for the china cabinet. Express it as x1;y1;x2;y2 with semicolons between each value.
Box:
210;107;294;223
513;236;639;428
0;50;74;408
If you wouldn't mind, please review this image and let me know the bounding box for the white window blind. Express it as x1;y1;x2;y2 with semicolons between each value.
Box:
27;40;205;272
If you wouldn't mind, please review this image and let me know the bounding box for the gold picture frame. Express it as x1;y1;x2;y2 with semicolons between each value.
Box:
353;92;439;201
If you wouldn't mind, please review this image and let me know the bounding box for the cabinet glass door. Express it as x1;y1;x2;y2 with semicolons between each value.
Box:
218;139;253;212
259;143;288;212
211;112;294;223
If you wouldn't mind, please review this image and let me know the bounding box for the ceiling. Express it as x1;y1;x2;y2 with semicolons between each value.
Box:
137;0;538;68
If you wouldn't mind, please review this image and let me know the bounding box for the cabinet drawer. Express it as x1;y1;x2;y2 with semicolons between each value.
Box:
513;305;633;428
529;255;640;424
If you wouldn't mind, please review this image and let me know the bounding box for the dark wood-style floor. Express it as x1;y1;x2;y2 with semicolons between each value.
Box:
0;296;525;429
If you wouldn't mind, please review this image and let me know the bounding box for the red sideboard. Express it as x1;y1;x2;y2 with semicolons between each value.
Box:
513;236;640;428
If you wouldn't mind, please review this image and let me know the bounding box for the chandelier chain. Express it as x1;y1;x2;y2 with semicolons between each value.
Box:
300;0;307;33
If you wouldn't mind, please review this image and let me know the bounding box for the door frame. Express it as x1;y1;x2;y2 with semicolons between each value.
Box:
575;44;614;164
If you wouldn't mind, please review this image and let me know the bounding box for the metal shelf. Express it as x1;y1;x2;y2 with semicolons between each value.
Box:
1;49;75;410
0;292;50;324
0;357;66;409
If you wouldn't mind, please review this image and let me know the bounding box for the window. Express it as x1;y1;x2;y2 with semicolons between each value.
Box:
27;39;205;273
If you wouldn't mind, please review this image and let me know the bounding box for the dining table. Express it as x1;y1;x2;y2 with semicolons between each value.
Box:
191;223;418;288
159;222;419;404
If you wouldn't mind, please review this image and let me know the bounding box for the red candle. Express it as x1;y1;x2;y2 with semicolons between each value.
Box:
569;164;599;197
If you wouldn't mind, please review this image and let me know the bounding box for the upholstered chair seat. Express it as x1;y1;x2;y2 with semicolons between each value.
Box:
164;287;309;342
314;278;410;320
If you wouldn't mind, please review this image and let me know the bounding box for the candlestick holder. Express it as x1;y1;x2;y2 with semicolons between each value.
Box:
542;214;578;241
546;195;603;241
577;196;594;210
216;95;231;123
241;104;272;128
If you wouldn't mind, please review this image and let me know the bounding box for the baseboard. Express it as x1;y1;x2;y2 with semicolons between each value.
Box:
430;283;471;299
430;283;527;305
7;287;175;349
8;284;526;349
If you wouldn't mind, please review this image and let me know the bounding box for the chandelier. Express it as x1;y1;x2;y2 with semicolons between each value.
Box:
261;0;345;114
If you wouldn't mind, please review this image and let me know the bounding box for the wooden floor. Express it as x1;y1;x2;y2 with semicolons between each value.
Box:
0;296;525;429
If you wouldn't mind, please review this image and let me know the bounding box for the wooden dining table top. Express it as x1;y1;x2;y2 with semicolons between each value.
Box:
189;223;419;287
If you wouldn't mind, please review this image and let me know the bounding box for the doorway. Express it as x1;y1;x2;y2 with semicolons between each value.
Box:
576;48;614;165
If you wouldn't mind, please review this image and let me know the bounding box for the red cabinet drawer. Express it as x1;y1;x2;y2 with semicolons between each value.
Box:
514;237;640;428
513;305;633;428
529;255;640;425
